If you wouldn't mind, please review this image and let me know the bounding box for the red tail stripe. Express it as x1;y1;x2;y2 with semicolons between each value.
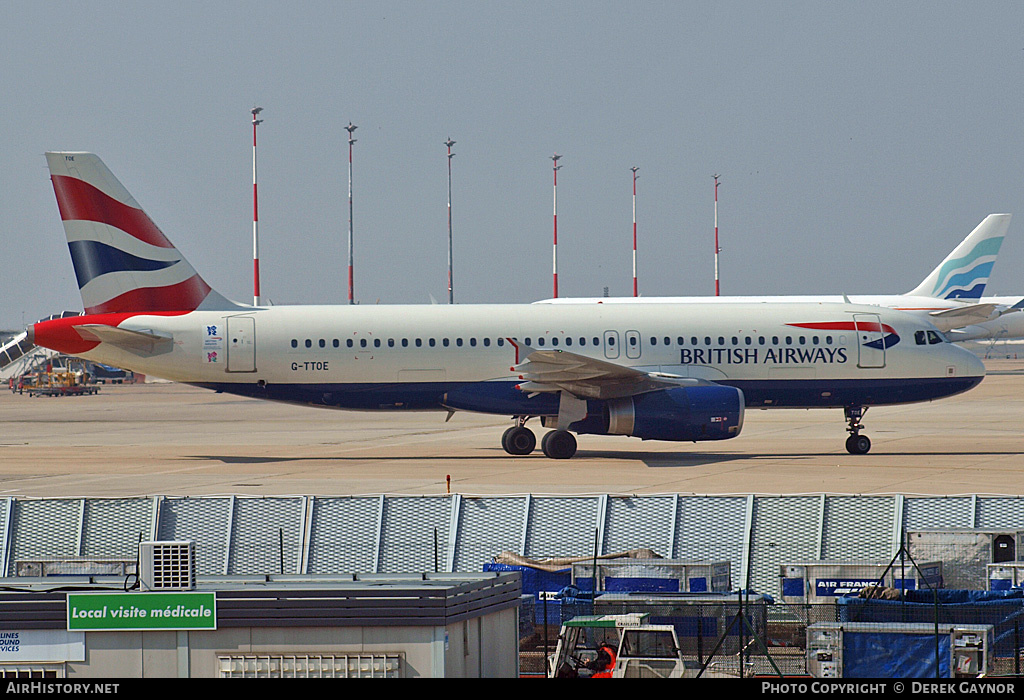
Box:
51;175;174;249
787;321;897;334
84;275;212;315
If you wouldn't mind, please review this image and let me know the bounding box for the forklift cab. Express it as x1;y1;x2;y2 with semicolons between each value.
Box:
549;613;686;679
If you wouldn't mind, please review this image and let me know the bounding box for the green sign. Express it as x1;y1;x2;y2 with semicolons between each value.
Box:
67;592;217;631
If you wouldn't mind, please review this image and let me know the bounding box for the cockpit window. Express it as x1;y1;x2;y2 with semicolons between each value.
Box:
915;330;927;346
927;330;944;344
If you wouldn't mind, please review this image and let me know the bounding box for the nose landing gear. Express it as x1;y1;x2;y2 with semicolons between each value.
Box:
844;406;871;455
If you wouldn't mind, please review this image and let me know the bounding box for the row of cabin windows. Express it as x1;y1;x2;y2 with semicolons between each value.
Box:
290;333;840;350
291;337;509;349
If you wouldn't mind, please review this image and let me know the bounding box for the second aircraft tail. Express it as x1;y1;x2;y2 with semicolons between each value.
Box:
905;214;1011;299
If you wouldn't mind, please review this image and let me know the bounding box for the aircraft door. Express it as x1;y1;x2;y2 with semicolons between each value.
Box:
227;316;256;372
625;330;642;359
853;313;885;369
603;330;620;360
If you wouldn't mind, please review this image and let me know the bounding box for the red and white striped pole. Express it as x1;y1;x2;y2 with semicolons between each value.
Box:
713;174;721;296
631;166;640;297
552;153;562;298
446;138;456;304
346;122;358;305
251;107;263;307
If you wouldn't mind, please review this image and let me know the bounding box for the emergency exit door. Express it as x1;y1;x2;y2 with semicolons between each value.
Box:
227;316;256;372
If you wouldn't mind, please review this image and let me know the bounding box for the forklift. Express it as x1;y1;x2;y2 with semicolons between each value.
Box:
548;613;687;678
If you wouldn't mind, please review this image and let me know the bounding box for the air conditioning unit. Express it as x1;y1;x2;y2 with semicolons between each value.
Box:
139;541;196;591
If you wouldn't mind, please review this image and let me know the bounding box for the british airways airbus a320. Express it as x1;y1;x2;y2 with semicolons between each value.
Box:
28;152;985;457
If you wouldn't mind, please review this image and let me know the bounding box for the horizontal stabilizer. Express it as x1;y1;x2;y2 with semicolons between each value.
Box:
927;303;1002;331
74;324;173;356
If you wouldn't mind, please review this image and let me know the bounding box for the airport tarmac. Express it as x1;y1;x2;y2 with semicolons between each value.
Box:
1;360;1023;499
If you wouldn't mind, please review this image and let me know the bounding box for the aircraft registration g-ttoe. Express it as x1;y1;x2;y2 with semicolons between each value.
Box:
29;153;985;457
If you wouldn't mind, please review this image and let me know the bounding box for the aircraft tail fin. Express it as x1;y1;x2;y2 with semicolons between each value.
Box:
45;152;243;314
905;214;1012;299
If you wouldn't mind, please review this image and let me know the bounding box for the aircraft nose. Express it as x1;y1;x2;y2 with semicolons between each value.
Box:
961;348;986;378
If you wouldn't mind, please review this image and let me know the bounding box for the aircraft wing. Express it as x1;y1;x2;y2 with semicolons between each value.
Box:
74;324;174;356
509;341;705;400
927;303;1005;331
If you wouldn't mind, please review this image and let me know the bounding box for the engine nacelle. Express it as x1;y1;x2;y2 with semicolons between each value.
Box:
568;385;744;442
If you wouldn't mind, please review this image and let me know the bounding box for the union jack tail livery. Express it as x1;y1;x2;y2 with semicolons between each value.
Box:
45;152;241;314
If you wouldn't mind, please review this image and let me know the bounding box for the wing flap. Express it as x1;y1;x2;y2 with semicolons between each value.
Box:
510;343;705;400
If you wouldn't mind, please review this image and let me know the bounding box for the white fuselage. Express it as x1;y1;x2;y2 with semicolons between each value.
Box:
42;301;983;413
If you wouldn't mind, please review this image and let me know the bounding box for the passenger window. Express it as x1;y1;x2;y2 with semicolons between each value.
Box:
443;338;450;347
374;339;381;348
786;336;792;345
664;337;670;346
798;336;805;345
704;337;711;345
347;339;354;348
483;338;490;347
415;338;422;347
456;338;463;347
608;336;615;346
402;338;409;347
717;336;724;345
525;337;532;345
360;339;367;348
826;336;833;345
592;337;599;346
429;339;436;347
538;338;545;346
677;337;684;346
565;337;572;346
497;338;505;347
305;339;312;348
291;339;298;348
758;336;766;345
691;337;698;345
333;339;340;348
470;338;477;347
552;337;559;346
772;336;779;345
813;336;819;345
731;336;738;345
319;339;326;348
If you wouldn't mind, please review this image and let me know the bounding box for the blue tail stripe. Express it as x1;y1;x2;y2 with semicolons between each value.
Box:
68;240;177;289
936;261;995;299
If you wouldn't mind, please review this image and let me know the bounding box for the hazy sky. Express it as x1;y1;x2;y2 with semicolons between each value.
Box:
2;2;1023;328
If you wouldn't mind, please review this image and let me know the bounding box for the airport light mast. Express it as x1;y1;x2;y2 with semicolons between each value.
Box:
446;138;455;304
552;153;562;298
631;166;639;297
713;174;721;296
346;122;358;305
251;107;263;307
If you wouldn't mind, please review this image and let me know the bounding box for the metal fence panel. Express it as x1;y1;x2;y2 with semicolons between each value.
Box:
749;496;823;597
525;497;601;558
307;497;380;574
157;497;232;576
674;496;749;588
822;496;895;561
229;497;305;575
605;496;676;557
903;496;975;531
453;496;527;573
81;498;154;558
6;499;82;575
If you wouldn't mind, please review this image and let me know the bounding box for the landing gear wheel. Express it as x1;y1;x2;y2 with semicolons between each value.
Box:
846;434;871;455
541;430;577;459
502;426;536;455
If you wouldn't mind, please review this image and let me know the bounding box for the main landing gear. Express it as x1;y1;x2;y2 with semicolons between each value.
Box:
501;418;578;459
844;406;871;455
